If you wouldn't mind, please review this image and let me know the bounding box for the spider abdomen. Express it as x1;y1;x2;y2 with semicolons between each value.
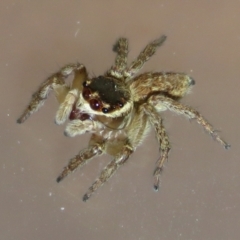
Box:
130;72;195;102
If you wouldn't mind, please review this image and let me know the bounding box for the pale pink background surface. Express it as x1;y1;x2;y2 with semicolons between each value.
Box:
1;1;239;240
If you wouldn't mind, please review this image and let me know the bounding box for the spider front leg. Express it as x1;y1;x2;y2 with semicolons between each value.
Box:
143;103;171;190
17;63;85;123
150;95;230;149
83;144;133;202
52;65;88;125
107;37;128;78
56;142;104;183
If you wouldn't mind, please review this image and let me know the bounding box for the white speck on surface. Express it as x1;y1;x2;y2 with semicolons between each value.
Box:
49;192;52;197
60;207;65;211
74;29;79;37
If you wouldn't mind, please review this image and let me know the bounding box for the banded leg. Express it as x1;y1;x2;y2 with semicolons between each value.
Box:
143;104;171;190
83;144;133;201
125;35;167;78
56;143;104;183
17;63;84;123
108;37;128;78
150;95;230;149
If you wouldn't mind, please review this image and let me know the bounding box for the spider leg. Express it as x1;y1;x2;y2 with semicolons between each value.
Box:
83;144;133;201
17;63;85;123
150;95;230;149
55;89;79;124
107;37;128;78
124;35;167;78
143;103;171;190
83;107;150;201
56;142;104;183
55;65;88;124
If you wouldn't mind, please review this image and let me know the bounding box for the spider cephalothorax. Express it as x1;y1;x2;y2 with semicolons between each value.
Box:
18;35;230;201
82;76;132;116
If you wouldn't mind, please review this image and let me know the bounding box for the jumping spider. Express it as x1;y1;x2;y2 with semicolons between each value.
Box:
18;35;230;201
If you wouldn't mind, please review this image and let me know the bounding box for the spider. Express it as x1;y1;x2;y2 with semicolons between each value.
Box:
17;35;230;201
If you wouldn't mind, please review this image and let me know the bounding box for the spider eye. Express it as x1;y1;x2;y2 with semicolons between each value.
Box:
83;81;87;87
102;108;109;113
83;88;91;100
90;99;102;110
117;101;124;108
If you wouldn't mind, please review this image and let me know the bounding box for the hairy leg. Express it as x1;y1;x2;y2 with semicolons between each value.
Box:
17;63;85;123
81;107;151;201
150;95;230;149
107;37;128;78
56;142;104;183
125;35;167;78
143;103;171;190
55;89;79;124
83;143;133;201
82;107;151;201
55;65;88;124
